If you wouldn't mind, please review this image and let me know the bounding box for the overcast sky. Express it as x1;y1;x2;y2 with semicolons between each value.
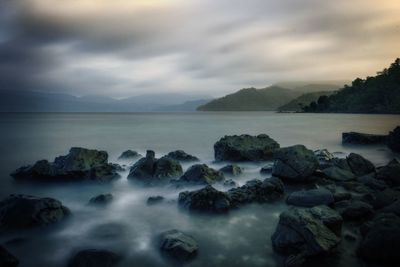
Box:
0;0;399;98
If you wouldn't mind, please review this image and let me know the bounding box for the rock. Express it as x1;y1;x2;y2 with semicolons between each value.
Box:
314;149;335;169
214;134;280;161
118;150;141;160
228;177;284;206
361;188;400;209
219;164;242;176
272;145;319;183
0;246;19;267
346;153;375;176
177;164;224;185
357;213;400;265
223;179;238;188
166;150;199;162
68;249;120;267
260;162;274;174
286;188;334;208
128;151;183;185
342;132;387;145
388;126;400;152
159;229;198;262
271;206;342;257
178;186;231;213
147;196;164;205
11;147;120;182
344;231;357;242
89;193;113;205
357;173;387;190
0;194;70;232
333;192;352;202
322;166;356;182
376;159;400;186
336;200;374;221
380;200;400;216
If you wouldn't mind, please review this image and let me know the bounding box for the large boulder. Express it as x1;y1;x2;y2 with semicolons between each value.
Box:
219;164;242;176
335;200;374;221
178;186;231;213
214;134;279;162
342;132;387;145
11;147;120;182
388;126;400;152
0;194;70;232
68;249;120;267
346;153;375;176
118;150;141;160
271;206;342;257
322;166;356;182
227;177;284;206
357;213;400;265
128;151;183;185
159;229;198;262
272;145;319;183
177;164;224;185
357;174;387;191
0;246;19;267
286;188;334;208
376;159;400;186
166;150;199;162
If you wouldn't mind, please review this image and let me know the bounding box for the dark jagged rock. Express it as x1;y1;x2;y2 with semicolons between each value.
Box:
166;150;199;162
272;145;319;183
68;249;120;267
227;177;284;206
128;151;183;185
118;150;141;160
314;149;335;169
388;126;400;152
361;188;400;209
147;196;164;205
214;134;280;161
322;166;355;182
260;162;274;174
11;147;120;182
178;186;231;213
271;206;342;257
342;132;387;145
89;193;113;205
286;188;334;208
346;153;375;176
333;192;352;202
223;179;238;188
335;200;374;221
159;229;198;262
219;164;242;176
357;213;400;265
376;159;400;186
177;164;224;185
0;194;70;232
0;246;19;267
357;173;387;190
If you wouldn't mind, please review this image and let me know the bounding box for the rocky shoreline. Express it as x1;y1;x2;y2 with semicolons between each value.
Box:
1;131;400;267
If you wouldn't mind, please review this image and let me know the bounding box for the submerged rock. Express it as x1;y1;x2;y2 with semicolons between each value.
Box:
272;145;319;183
166;150;199;162
358;213;400;265
271;205;342;257
118;150;141;160
11;147;120;182
388;126;400;152
0;194;70;232
342;132;387;145
68;249;120;267
147;196;165;205
128;151;183;185
177;164;224;185
219;164;242;176
346;153;375;176
322;166;356;182
286;188;334;208
376;159;400;186
214;134;279;161
178;186;231;213
0;246;19;267
159;229;198;262
89;193;113;205
260;162;274;174
223;179;238;188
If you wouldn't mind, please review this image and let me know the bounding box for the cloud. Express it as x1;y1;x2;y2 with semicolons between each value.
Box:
0;0;399;97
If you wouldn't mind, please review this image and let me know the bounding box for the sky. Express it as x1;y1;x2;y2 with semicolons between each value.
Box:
0;0;399;98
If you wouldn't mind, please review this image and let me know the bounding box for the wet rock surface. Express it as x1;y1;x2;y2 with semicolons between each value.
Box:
342;132;387;145
178;186;231;213
68;249;120;267
166;150;199;162
89;193;113;205
219;164;242;176
118;150;141;160
286;188;334;207
159;229;198;262
147;196;165;205
176;164;224;185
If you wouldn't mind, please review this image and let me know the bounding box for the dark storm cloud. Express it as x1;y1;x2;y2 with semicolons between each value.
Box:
0;0;399;97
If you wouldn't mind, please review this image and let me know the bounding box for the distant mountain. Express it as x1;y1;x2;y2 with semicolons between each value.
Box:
154;99;212;112
197;86;301;111
278;91;334;112
275;81;347;91
302;58;400;114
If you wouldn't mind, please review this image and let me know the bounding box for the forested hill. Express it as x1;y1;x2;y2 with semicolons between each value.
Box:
303;58;400;114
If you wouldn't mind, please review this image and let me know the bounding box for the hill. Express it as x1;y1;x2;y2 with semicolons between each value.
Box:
197;86;301;111
278;91;334;112
302;58;400;114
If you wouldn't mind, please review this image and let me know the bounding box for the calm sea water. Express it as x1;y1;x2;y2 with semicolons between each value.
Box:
0;112;399;267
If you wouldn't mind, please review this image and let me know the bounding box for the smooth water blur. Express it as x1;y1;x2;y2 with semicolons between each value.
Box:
0;112;399;267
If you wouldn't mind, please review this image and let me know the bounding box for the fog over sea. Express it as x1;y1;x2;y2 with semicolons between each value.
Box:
0;112;399;267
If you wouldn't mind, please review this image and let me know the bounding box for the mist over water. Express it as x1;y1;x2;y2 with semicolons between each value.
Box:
0;112;399;267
